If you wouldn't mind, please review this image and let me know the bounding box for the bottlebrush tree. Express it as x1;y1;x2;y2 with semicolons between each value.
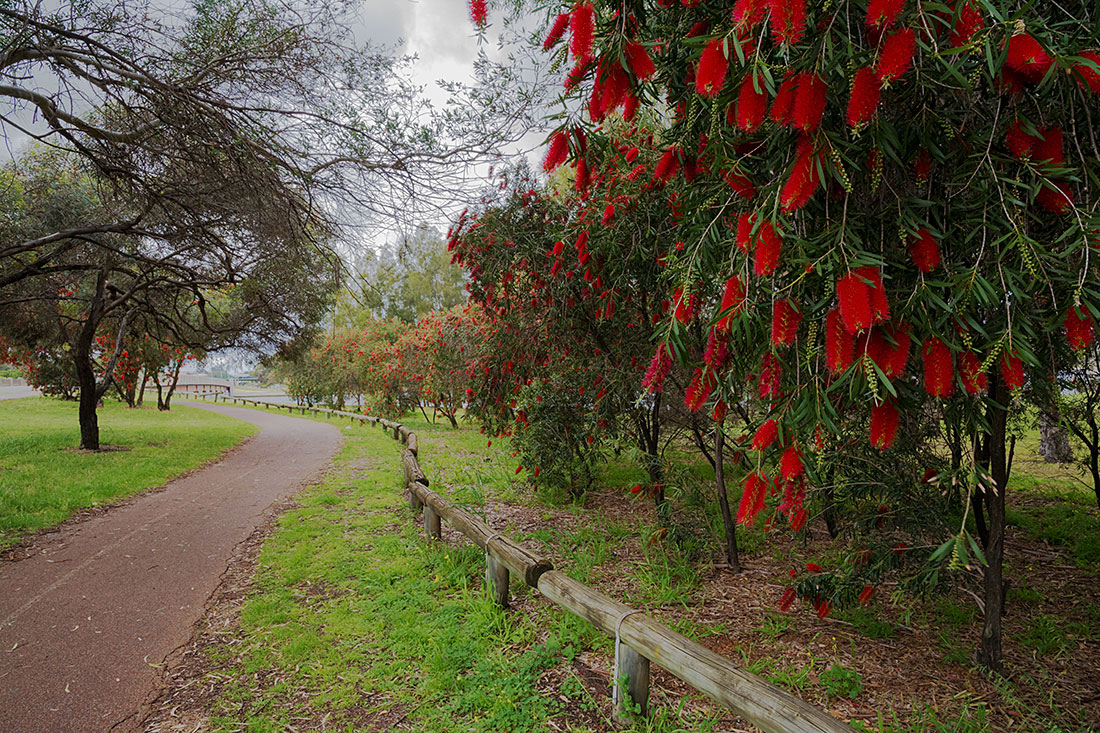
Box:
449;156;695;504
392;304;491;427
530;0;1100;672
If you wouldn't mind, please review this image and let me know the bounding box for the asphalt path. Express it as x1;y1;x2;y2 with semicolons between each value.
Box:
0;402;343;732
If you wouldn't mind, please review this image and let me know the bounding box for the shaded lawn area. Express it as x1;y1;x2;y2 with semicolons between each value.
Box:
0;397;256;548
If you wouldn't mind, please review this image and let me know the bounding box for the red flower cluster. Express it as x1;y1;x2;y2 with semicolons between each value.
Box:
752;419;779;450
569;3;596;64
543;12;570;50
642;343;672;393
771;299;801;345
468;0;487;26
846;67;882;128
909;229;941;272
753;219;783;275
758;352;782;399
837;267;890;333
696;39;728;97
948;2;984;47
866;0;905;32
959;351;988;395
826;308;856;373
1005;33;1051;83
876;28;916;84
717;275;746;331
780;135;821;212
625;41;655;80
1074;50;1100;93
780;445;803;480
869;401;900;449
737;471;770;524
769;0;807;46
866;323;910;377
735;72;769;131
1065;306;1095;350
543;131;569;172
921;337;954;397
1001;352;1025;391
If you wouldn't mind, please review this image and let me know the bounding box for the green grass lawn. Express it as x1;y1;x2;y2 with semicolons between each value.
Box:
0;397;256;547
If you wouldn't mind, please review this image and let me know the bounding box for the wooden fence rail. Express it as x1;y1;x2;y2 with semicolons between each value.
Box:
193;394;853;732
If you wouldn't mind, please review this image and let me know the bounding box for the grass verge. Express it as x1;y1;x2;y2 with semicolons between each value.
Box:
0;397;256;547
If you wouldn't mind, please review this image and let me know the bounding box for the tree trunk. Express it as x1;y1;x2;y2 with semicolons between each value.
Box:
1039;407;1073;463
152;371;165;411
977;371;1009;674
161;360;183;411
714;424;741;571
75;351;101;451
136;372;148;407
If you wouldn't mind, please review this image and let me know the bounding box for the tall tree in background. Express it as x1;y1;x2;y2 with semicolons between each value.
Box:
0;0;535;448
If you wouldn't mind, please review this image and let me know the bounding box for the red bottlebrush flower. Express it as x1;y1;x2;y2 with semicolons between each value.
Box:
959;351;988;394
564;61;590;90
724;169;756;199
914;149;932;183
909;229;941;272
1005;33;1051;82
1001;351;1025;391
1033;127;1064;167
771;299;802;345
737;471;770;524
543;131;569;172
758;352;782;399
866;0;905;31
836;271;874;334
793;73;827;131
949;2;983;47
575;230;589;251
847;67;882;128
552;239;564;256
805;562;823;573
876;27;916;84
1065;306;1095;350
713;400;728;422
733;0;768;28
1074;50;1100;93
696;39;729;98
574;158;589;193
858;585;875;605
544;12;570;50
735;213;755;252
736;72;769;131
780;445;804;480
642;343;672;393
778;586;797;612
869;401;900;449
653;148;680;185
1005;120;1034;160
533;466;541;478
754;220;783;276
624;41;656;81
752;419;779;451
704;327;730;371
624;146;639;164
922;337;955;397
864;268;891;324
673;287;699;323
826;308;857;372
780;136;820;212
1037;181;1073;214
469;0;487;26
569;2;596;64
868;323;910;377
717;275;746;331
770;72;799;126
685;367;716;412
626;163;646;181
623;91;639;121
601;204;615;225
769;0;807;46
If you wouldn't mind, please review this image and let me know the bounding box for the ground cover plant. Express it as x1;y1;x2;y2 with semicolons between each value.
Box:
0;397;255;548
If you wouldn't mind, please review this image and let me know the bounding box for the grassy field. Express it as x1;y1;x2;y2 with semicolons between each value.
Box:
153;402;1098;732
0;397;256;547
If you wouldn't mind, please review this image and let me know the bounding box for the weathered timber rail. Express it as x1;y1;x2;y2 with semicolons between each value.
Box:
194;394;853;732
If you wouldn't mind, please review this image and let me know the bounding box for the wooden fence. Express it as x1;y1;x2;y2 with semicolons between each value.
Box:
194;394;854;732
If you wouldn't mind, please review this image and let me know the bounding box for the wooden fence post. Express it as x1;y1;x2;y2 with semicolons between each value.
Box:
424;505;441;540
485;540;509;608
613;642;650;724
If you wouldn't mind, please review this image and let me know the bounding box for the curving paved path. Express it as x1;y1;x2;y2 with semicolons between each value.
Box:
0;402;342;732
